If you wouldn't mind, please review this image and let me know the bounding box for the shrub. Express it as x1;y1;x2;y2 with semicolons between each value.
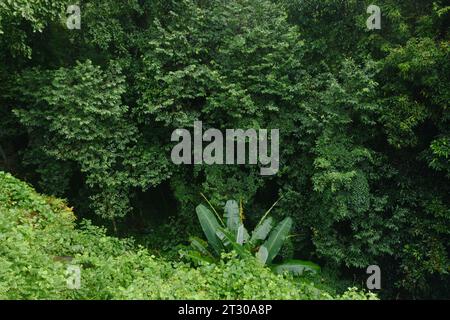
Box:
183;198;320;277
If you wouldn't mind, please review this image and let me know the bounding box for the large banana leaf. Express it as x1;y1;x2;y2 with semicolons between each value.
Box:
196;204;224;255
262;217;292;264
256;245;269;264
224;200;240;235
250;217;273;243
236;224;249;244
272;259;321;276
216;229;231;247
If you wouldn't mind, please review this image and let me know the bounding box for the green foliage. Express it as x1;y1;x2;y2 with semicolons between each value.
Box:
277;0;450;297
0;0;67;58
0;171;375;300
262;217;293;265
196;204;225;255
1;0;448;299
12;60;171;219
251;216;273;243
186;199;321;278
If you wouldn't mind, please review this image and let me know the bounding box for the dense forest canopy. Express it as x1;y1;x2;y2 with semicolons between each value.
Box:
0;0;449;299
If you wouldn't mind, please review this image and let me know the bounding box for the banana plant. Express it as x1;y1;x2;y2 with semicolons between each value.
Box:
185;198;320;276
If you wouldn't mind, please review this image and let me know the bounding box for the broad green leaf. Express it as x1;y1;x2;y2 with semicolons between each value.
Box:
224;200;240;234
236;224;249;244
216;229;231;247
256;245;269;264
262;217;292;264
196;204;224;255
272;259;321;276
200;193;225;226
250;217;273;243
